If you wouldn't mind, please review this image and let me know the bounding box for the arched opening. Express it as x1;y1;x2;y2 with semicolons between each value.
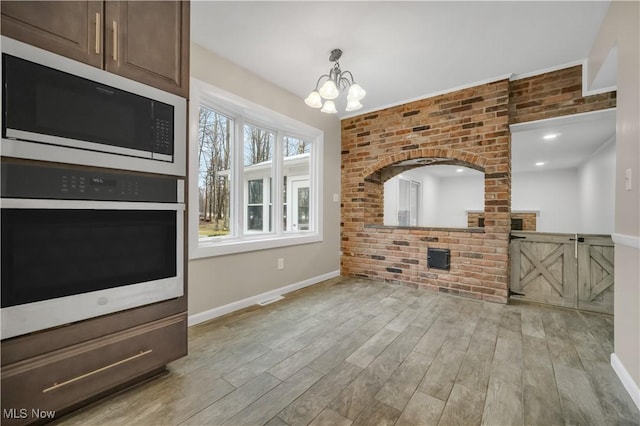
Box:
384;164;484;228
364;156;486;229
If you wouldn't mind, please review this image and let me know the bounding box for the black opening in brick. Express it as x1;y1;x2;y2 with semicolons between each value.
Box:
428;248;450;271
511;218;524;231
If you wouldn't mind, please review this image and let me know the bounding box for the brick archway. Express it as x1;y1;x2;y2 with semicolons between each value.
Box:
340;79;513;303
362;147;487;180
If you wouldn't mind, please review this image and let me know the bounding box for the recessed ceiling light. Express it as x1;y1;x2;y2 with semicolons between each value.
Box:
456;168;464;173
543;133;559;140
535;162;545;166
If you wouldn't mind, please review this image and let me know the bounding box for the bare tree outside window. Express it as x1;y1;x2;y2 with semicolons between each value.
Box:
283;136;310;157
244;125;274;166
198;105;232;237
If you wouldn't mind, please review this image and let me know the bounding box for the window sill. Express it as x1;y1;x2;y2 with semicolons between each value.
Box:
189;233;322;259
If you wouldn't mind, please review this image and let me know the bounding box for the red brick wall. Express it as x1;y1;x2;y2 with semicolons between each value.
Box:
340;65;615;303
510;65;616;124
341;80;512;303
468;212;537;231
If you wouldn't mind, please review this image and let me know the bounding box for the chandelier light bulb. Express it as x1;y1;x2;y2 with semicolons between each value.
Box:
304;91;323;108
320;100;337;114
318;80;339;100
345;99;363;111
347;84;366;102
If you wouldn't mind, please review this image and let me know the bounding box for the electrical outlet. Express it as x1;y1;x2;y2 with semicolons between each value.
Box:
277;258;284;270
625;168;632;191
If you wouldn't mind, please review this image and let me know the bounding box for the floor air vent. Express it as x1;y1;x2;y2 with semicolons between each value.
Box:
256;295;284;306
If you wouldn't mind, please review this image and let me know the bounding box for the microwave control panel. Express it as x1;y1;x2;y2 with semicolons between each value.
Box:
153;117;173;155
1;162;180;203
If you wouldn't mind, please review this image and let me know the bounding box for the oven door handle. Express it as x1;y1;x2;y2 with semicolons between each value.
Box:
1;198;184;211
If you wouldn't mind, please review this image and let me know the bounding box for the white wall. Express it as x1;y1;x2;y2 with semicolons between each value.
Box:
512;169;580;233
589;1;640;405
385;162;614;234
437;175;484;227
188;43;341;318
421;171;440;225
578;138;616;234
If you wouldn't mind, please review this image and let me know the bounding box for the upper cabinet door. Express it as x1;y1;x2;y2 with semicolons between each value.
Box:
104;1;189;98
1;1;104;68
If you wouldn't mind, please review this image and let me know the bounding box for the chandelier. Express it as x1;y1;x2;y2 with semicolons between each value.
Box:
304;49;366;114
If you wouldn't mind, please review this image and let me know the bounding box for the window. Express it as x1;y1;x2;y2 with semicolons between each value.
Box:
189;79;323;258
244;124;274;233
197;106;232;238
283;136;311;233
247;178;267;231
398;178;420;227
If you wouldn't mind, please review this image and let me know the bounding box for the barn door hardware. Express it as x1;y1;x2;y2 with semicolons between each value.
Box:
569;234;585;258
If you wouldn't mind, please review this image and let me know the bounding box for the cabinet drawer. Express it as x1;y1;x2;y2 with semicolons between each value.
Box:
1;313;186;425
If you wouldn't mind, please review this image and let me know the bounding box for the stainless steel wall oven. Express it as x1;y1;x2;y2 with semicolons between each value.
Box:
1;161;185;339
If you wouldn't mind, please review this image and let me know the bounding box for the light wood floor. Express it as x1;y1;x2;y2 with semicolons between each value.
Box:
57;277;639;426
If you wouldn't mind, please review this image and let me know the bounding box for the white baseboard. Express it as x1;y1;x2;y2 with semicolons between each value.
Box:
188;270;340;327
611;353;640;411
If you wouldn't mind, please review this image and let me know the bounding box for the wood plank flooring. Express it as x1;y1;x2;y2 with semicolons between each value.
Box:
56;277;639;426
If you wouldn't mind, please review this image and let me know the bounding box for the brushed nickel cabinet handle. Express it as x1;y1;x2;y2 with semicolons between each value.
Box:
95;13;101;54
42;349;152;393
112;20;118;61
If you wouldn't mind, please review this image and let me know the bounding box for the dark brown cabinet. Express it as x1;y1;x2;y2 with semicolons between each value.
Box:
1;298;188;426
1;1;189;98
2;314;187;426
1;1;104;68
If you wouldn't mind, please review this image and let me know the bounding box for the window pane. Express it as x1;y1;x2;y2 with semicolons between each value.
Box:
248;179;263;204
244;124;273;233
297;187;310;230
198;105;232;238
283;137;311;233
247;206;263;231
283;136;311;157
244;125;274;166
398;179;410;226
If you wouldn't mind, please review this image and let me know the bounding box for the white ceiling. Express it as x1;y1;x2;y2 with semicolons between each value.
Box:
511;109;616;173
191;1;611;118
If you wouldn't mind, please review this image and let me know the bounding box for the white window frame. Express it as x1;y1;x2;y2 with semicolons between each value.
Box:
189;78;323;259
397;177;420;227
245;176;271;234
287;175;310;232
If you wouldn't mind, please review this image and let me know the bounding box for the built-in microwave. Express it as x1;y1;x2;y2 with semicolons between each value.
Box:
1;36;186;176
